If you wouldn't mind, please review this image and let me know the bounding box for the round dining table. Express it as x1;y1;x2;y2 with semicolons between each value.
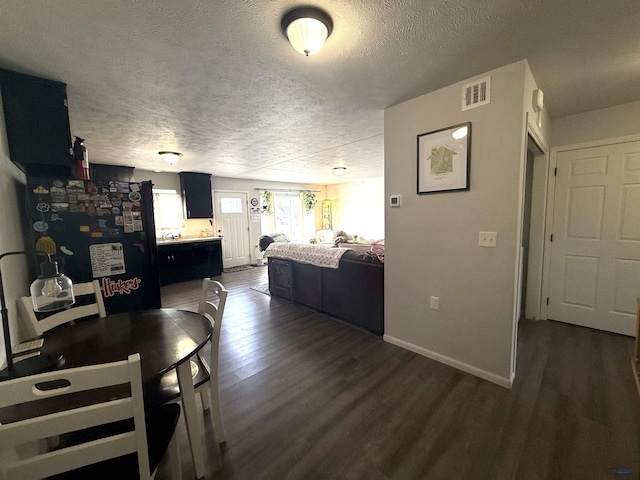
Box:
3;308;212;479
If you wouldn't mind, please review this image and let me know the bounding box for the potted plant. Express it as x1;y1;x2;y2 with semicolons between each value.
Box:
301;191;317;215
261;190;273;216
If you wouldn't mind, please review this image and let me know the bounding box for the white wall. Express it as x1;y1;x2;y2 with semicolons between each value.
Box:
551;99;640;147
135;170;181;191
384;60;534;386
0;92;31;365
325;178;385;241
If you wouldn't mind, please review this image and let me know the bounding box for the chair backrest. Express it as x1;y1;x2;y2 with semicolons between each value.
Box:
0;353;151;480
18;280;107;336
198;279;228;362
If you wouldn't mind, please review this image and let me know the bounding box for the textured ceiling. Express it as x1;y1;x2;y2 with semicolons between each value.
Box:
0;0;639;184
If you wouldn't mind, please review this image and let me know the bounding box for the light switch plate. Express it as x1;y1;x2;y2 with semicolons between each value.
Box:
479;231;497;247
430;296;439;310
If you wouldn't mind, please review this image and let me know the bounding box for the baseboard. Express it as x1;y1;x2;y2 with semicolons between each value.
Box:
383;334;513;389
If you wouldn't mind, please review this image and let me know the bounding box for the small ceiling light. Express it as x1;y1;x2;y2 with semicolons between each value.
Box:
333;167;346;176
281;7;333;56
451;126;468;140
158;151;183;165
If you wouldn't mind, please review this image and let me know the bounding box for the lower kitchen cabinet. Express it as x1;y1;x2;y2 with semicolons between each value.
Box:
192;242;223;279
158;239;222;286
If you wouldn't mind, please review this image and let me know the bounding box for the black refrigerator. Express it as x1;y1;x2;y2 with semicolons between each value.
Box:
25;176;161;314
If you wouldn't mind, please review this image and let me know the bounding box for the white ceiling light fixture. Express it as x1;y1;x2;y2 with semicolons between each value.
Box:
333;167;346;176
281;7;333;56
158;151;183;165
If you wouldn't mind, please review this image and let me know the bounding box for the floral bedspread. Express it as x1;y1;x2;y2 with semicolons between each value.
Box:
264;242;350;269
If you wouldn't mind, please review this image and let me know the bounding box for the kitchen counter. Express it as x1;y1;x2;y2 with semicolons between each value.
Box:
157;236;222;245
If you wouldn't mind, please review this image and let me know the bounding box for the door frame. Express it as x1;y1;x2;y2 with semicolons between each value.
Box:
539;132;640;321
510;116;550;379
212;189;252;267
521;127;550;322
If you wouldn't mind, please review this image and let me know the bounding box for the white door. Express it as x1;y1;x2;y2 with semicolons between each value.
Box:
214;192;251;269
548;141;640;335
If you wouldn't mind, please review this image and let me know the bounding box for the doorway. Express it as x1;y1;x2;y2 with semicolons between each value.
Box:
213;191;251;269
520;136;545;319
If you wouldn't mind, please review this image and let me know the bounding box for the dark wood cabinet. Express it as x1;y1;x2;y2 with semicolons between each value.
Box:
179;172;213;219
157;239;222;286
90;164;135;182
192;241;223;278
0;68;73;177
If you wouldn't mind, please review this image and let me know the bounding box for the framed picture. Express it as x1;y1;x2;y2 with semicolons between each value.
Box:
417;122;471;194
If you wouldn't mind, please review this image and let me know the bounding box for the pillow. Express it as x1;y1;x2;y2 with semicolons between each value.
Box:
316;230;337;244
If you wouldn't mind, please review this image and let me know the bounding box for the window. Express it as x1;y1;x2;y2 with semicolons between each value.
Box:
274;194;302;241
153;189;182;229
220;197;243;214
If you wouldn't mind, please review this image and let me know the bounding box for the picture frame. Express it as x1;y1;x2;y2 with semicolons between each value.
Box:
417;122;471;194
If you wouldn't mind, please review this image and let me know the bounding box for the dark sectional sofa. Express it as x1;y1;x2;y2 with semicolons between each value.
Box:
267;250;384;336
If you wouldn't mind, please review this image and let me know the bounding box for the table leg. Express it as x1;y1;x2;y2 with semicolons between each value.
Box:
177;360;205;479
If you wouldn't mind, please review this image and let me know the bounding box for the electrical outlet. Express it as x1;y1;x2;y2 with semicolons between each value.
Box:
478;231;497;247
430;296;439;310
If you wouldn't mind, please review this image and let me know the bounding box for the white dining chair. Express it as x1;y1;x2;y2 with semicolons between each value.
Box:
0;353;181;480
17;279;106;337
151;278;228;445
195;278;228;443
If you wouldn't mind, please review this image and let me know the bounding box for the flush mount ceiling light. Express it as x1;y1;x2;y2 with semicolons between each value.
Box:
332;167;346;176
158;151;183;165
281;7;333;56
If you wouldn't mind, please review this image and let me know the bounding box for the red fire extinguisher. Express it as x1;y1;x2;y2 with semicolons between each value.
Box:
73;136;90;180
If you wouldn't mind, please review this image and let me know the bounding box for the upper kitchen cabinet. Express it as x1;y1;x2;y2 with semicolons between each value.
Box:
180;172;213;219
90;164;135;182
0;69;73;177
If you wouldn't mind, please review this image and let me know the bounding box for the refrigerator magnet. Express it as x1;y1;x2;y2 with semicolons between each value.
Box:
66;181;85;194
35;235;56;255
51;203;69;212
87;182;99;194
117;183;130;193
33;221;48;232
69;204;86;213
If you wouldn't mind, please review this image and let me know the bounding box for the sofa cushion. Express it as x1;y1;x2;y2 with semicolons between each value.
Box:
259;232;290;251
342;250;382;264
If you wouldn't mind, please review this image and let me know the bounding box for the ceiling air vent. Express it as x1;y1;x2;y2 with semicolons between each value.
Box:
462;76;491;111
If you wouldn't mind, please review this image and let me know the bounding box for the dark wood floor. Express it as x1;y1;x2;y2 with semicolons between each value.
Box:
157;266;640;480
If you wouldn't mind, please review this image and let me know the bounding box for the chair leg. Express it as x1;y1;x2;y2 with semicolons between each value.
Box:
209;376;226;444
200;388;211;411
166;432;182;480
177;361;205;478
